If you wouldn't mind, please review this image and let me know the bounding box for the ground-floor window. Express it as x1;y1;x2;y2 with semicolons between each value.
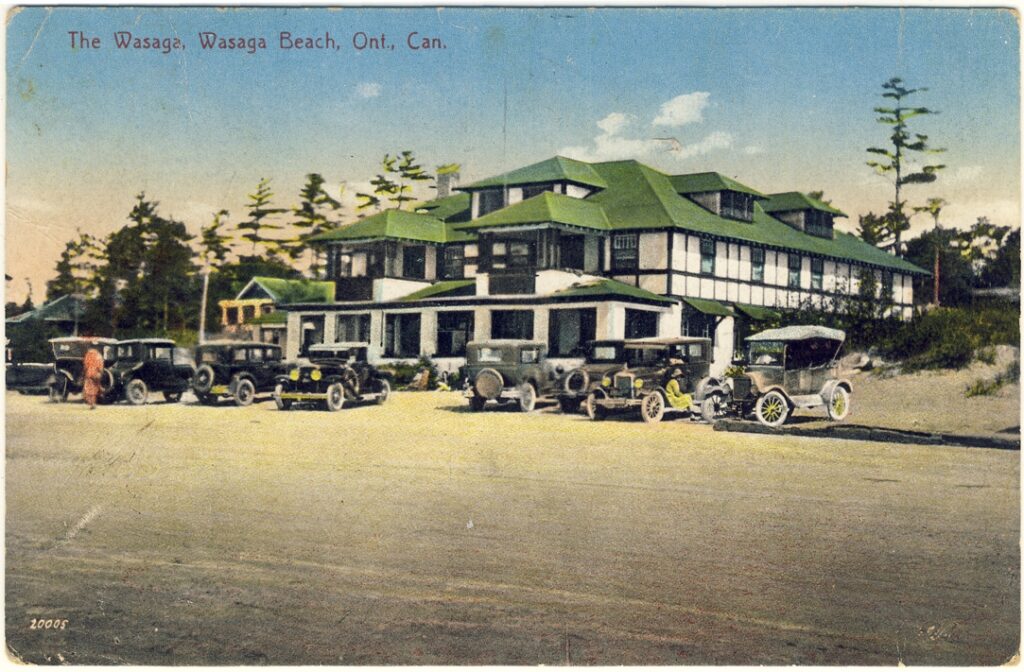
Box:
436;311;474;357
336;313;371;343
682;309;716;346
384;313;421;358
301;315;325;355
491;310;534;340
548;308;596;356
624;309;659;339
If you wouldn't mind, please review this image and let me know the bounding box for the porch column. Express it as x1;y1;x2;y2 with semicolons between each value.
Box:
533;308;550;344
420;310;438;358
473;307;491;341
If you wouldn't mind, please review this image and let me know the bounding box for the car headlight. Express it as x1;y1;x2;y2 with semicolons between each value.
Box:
310;369;322;381
288;369;300;381
634;379;644;389
601;377;611;387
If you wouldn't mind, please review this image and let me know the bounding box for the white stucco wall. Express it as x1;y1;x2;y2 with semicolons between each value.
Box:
374;277;431;302
639;232;668;269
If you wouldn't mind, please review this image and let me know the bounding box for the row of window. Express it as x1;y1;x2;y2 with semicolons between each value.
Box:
224;303;273;326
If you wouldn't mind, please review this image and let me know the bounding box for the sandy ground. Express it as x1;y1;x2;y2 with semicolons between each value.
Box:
5;391;1020;665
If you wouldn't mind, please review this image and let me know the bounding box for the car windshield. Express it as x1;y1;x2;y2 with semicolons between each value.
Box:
53;341;88;358
685;343;704;359
749;341;784;367
625;346;667;366
590;345;621;363
475;347;507;363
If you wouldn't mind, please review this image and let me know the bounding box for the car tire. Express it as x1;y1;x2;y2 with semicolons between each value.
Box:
124;379;148;406
585;390;606;421
234;378;256;407
559;398;581;414
193;364;215;394
755;390;789;427
273;384;292;411
99;369;115;395
469;395;486;412
700;393;725;424
640;391;665;423
48;380;68;403
517;382;537;413
325;382;345;412
826;386;851;421
375;379;391;405
163;390;182;403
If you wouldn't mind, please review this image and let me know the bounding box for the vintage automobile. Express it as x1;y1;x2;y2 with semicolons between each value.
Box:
192;340;285;406
273;343;391;411
108;338;195;405
586;337;729;423
726;325;851;427
46;336;118;403
556;339;628;414
463;340;559;412
5;344;54;396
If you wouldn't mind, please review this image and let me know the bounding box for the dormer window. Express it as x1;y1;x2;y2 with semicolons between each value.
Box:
805;210;834;238
720;190;755;222
522;183;555;199
478;189;505;217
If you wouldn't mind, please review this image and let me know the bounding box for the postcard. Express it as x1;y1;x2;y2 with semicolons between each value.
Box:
4;5;1020;665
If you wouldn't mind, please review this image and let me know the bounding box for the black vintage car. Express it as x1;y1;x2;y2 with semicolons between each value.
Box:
556;339;628;413
587;337;728;423
109;339;195;405
273;343;391;411
192;340;285;406
726;326;852;427
5;344;54;395
46;336;118;403
462;340;559;412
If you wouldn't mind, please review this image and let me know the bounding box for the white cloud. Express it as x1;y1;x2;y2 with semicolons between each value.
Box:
674;131;735;159
596;112;633;136
652;91;710;127
743;145;765;155
356;82;381;99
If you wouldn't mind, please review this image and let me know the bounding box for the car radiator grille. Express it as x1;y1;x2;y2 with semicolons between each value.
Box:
732;376;752;399
615;375;633;395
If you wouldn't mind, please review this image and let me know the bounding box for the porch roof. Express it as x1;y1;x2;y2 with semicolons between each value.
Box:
683;297;735;317
551;278;676;305
734;303;781;321
396;279;477;301
308;209;475;245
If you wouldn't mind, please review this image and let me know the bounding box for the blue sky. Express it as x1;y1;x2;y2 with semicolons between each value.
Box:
6;6;1020;303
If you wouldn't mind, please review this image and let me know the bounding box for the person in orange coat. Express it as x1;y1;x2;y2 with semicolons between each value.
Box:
82;346;105;410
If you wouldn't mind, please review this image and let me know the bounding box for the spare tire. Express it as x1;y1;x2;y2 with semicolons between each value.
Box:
193;364;215;394
473;368;504;400
563;369;589;394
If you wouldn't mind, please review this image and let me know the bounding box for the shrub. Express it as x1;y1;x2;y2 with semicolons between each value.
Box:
977;346;997;365
377;357;439;389
964;357;1020;397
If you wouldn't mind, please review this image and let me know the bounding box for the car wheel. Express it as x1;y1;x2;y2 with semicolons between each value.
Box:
48;380;68;403
755;390;789;427
826;386;850;421
700;394;725;424
640;391;665;423
234;379;256;407
375;379;391;405
163;390;182;403
273;384;292;411
469;395;486;412
325;382;345;412
517;382;537;413
124;378;148;406
585;390;606;421
193;364;215;394
559;398;581;414
99;369;115;395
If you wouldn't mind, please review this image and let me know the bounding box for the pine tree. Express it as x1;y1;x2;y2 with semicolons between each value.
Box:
200;209;234;266
356;151;433;213
237;178;286;257
289;173;342;275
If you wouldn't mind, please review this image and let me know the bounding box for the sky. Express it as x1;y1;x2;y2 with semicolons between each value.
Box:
5;6;1020;304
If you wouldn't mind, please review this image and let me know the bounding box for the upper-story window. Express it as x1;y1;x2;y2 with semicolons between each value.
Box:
442;246;464;279
720;190;755;222
805;210;834;238
810;258;824;290
611;234;638;271
751;247;765;283
882;271;894;297
337;252;353;277
787;254;802;288
522;183;555;199
491;240;534;270
402;245;426;279
478;189;505;217
700;239;716;275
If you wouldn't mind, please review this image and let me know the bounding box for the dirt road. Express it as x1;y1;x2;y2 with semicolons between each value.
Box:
5;391;1019;664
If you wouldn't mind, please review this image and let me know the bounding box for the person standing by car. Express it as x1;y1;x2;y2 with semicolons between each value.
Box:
82;345;105;410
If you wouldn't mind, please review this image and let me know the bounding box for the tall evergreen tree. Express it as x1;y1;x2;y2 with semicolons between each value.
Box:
200;209;234;267
289;173;342;275
46;231;104;301
237;177;286;257
356;151;433;213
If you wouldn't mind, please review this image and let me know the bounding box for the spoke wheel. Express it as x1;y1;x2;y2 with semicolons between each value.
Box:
585;390;606;421
755;391;789;428
827;386;850;421
375;379;391;405
234;379;256;407
517;382;537;413
640;391;665;423
273;384;292;411
700;394;725;424
325;382;345;412
124;379;149;406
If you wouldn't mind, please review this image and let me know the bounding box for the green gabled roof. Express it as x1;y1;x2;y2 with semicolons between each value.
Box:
308;209;475;245
462;156;608;190
248;277;335;304
396;279;476;301
762;192;847;217
6;294;85;324
669;172;765;198
457;191;611;232
414;192;472;221
551;278;676;305
683;297;735;317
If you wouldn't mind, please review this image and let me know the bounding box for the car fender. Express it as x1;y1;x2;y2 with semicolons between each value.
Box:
757;385;792;404
694;376;728;402
820;378;852;400
54;369;75;383
228;373;255;394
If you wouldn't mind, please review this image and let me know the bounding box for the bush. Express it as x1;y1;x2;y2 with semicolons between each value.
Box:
377;357;439;389
882;307;1019;372
965;358;1020;397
